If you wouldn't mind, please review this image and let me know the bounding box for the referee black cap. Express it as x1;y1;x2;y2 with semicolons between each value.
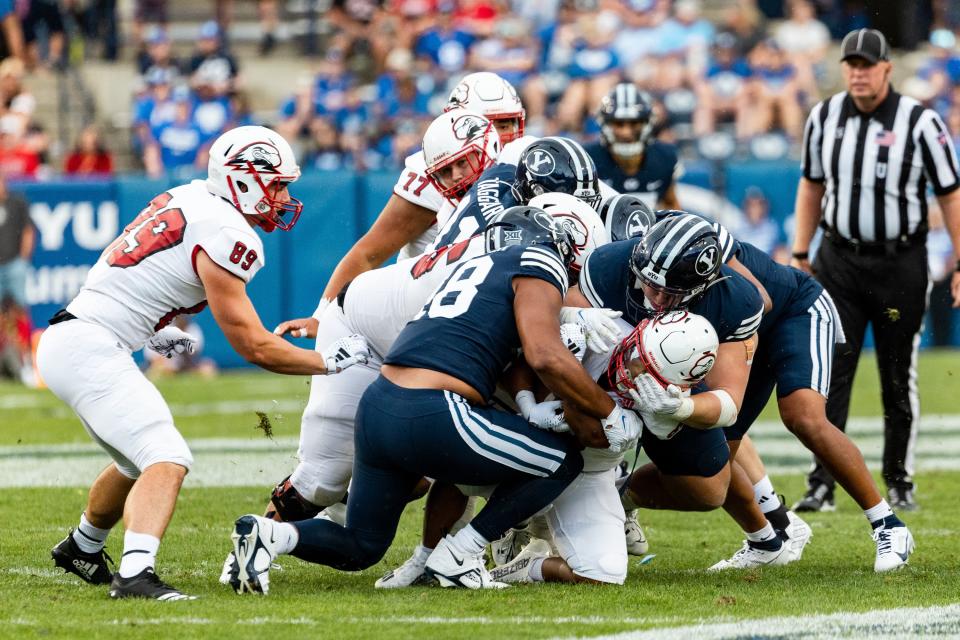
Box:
840;28;890;64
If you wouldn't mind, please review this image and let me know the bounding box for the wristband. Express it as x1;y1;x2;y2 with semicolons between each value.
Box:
792;251;809;260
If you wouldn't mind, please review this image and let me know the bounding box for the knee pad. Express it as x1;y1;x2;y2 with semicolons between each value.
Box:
265;476;321;522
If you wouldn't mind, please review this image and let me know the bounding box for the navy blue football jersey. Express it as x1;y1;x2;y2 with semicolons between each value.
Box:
578;238;763;342
431;163;519;249
584;140;679;209
385;244;568;401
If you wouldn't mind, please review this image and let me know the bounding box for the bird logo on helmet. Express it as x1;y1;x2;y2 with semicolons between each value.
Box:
452;113;487;141
527;191;609;276
227;143;282;173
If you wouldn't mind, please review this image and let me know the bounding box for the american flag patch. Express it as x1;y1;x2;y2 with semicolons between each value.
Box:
938;131;949;146
876;130;897;146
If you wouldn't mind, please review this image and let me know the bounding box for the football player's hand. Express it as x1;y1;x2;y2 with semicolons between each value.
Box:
148;326;197;359
639;409;682;440
560;307;622;354
321;334;370;374
273;317;319;339
559;322;586;362
600;404;642;454
527;400;570;433
629;373;685;416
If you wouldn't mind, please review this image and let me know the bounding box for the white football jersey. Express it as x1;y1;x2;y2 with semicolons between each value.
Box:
580;316;634;472
343;233;485;358
394;151;445;260
67;180;265;351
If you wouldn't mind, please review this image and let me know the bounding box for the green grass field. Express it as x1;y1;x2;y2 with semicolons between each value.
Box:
1;351;959;639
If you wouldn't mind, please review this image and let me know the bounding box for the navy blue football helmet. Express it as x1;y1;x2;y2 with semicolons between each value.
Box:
513;137;601;209
600;194;657;241
485;205;576;274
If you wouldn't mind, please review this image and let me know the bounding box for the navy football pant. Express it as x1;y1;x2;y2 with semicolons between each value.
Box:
291;376;583;570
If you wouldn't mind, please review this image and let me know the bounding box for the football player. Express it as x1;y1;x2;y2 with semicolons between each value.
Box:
585;83;682;211
41;126;369;600
225;207;642;593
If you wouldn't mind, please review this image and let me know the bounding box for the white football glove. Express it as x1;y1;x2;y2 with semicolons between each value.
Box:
638;409;683;440
559;322;587;362
559;307;623;354
147;326;197;359
600;404;642;454
527;400;570;432
629;373;685;416
321;334;370;374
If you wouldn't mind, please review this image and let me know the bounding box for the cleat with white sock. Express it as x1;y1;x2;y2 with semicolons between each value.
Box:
375;551;435;588
783;510;813;561
231;514;282;595
425;536;509;589
489;539;551;584
624;510;649;556
873;519;915;572
491;526;533;566
708;539;790;571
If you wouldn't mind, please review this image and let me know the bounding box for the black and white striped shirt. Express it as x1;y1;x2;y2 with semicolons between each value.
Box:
802;88;960;242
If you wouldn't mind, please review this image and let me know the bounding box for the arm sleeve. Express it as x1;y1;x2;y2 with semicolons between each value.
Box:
801;101;826;182
517;246;569;296
917;109;960;196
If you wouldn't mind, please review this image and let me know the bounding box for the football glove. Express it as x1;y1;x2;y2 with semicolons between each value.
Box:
147;326;197;359
630;373;685;415
559;307;622;354
321;334;370;374
559;322;587;362
638;409;682;440
527;400;569;433
601;404;642;454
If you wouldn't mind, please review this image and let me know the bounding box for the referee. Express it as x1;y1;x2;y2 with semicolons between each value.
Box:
791;28;960;512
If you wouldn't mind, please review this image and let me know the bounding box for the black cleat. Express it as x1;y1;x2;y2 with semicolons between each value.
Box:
51;530;114;585
792;483;836;513
109;568;196;601
887;486;918;511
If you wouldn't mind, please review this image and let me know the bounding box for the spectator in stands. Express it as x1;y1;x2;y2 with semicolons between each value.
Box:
136;25;180;81
739;39;802;140
773;0;830;99
143;86;205;178
188;21;239;94
469;16;538;92
0;57;35;134
693;31;751;136
64;125;114;176
654;0;714;69
312;48;353;116
0;115;38;178
0;0;24;63
277;74;319;145
455;0;501;38
610;0;671;68
926;202;958;347
733;186;783;255
414;4;475;77
0;174;32;311
22;0;65;70
374;48;430;122
76;0;120;62
555;11;620;132
0;294;32;382
191;64;234;142
132;0;168;51
214;0;279;56
719;0;767;58
327;0;383;68
132;66;177;153
917;29;960;117
304;116;348;171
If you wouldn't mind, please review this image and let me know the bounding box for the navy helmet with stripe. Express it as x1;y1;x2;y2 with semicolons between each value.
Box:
629;213;722;311
485;205;576;277
601;193;657;241
513;137;601;209
597;82;655;159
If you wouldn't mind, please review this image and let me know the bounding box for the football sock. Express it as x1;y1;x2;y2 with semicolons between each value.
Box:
765;504;791;532
73;513;110;554
272;521;299;554
864;500;894;526
528;556;546;582
745;522;780;548
753;475;781;513
620;487;640;512
118;531;160;578
413;544;432;565
449;524;488;556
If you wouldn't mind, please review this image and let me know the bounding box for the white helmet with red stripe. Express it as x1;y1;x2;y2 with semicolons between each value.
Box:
527;192;608;277
206;125;303;231
446;72;526;143
422;107;500;203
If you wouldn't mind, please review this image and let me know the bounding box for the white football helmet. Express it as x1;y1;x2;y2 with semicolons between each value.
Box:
206;125;303;231
422;108;500;203
608;310;719;404
446;72;526;143
527;192;608;276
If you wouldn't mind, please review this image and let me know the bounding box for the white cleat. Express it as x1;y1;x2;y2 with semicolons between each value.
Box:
231;514;281;595
783;510;813;562
624;510;649;556
219;551;240;591
491;526;533;566
488;539;552;584
375;551;434;588
708;539;790;571
425;536;509;589
873;522;915;572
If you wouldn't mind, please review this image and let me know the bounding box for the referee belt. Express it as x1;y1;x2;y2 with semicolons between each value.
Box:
822;229;925;257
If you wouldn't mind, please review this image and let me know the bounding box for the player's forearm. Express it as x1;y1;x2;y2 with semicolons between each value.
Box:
321;249;384;301
238;330;327;375
529;350;614;419
792;178;826;252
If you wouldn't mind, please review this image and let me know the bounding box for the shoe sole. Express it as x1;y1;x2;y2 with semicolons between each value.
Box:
231;516;265;595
